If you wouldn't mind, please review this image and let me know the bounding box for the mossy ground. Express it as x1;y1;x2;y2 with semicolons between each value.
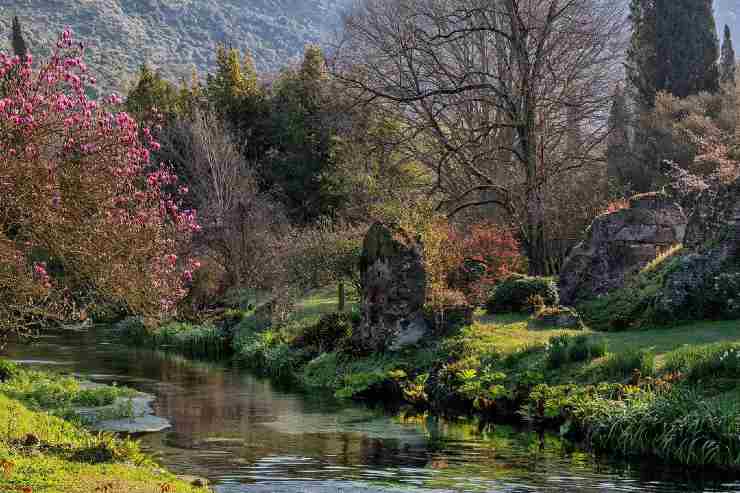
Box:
0;364;207;493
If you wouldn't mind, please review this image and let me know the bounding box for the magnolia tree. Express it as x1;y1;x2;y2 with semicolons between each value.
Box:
0;30;199;336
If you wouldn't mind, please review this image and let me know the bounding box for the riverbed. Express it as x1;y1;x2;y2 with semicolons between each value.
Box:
4;329;740;493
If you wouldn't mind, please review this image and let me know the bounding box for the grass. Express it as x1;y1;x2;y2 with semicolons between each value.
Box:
0;364;207;493
0;365;136;414
117;318;229;358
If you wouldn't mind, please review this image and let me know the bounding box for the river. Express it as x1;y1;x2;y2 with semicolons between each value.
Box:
4;328;740;493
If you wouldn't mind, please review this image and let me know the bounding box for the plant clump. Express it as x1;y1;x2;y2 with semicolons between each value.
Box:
486;275;559;314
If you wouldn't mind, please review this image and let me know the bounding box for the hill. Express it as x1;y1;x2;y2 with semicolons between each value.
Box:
0;1;736;96
0;0;351;93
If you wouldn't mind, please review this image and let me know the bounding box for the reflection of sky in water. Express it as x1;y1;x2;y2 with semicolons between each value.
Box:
5;330;740;493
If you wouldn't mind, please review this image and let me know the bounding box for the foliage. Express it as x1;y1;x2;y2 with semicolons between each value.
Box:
0;31;199;336
449;222;526;305
486;275;559;314
574;388;740;468
293;312;355;353
720;25;737;86
119;320;228;358
545;335;606;369
578;251;681;331
0;1;350;95
663;343;740;383
598;349;655;381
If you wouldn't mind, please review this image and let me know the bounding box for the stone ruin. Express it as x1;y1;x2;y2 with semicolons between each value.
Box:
355;222;430;351
559;193;688;306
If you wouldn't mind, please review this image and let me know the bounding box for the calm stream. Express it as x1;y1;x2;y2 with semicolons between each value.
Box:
5;328;740;493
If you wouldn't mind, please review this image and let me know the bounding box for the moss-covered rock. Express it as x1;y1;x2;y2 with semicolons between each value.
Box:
559;193;687;305
356;222;429;351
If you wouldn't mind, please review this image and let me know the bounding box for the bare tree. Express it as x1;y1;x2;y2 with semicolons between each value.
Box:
334;0;626;274
160;109;287;292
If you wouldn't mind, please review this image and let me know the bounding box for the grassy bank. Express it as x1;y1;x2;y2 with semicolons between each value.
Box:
226;286;740;470
0;362;207;493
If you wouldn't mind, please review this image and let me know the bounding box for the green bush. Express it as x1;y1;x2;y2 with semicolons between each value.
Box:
600;349;655;380
0;359;18;382
545;334;606;369
486;275;559;314
293;312;355;353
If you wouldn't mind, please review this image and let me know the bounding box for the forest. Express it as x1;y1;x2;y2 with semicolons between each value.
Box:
1;1;740;492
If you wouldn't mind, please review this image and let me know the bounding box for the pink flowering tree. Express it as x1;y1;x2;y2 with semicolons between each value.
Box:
0;30;199;335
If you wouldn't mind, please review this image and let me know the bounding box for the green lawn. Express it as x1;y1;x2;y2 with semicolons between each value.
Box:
474;313;740;364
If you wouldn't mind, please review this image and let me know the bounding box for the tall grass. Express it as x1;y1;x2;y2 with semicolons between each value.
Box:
576;388;740;467
117;319;228;358
663;343;740;382
599;349;655;380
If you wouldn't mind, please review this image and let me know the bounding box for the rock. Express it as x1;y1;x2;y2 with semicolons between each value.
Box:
75;383;171;434
655;178;740;319
559;193;687;305
356;222;429;351
529;307;584;330
177;475;209;488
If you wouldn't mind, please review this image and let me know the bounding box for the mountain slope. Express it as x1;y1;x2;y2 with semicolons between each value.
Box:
0;0;350;93
0;1;736;96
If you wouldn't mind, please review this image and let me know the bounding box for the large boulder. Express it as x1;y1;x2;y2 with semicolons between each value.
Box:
355;222;429;351
560;193;687;305
655;178;740;319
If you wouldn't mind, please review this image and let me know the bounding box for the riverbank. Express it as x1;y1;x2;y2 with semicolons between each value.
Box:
113;284;740;470
0;361;208;493
236;310;740;469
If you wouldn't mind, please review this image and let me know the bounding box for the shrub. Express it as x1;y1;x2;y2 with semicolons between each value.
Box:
293;312;354;353
0;359;18;382
486;275;559;314
545;334;606;369
600;349;655;380
448;223;526;304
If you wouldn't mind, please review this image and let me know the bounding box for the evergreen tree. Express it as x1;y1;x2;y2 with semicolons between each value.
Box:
628;0;720;108
656;0;719;98
206;45;259;115
265;45;339;222
606;84;631;186
626;0;657;111
11;16;28;59
720;25;736;86
125;63;180;119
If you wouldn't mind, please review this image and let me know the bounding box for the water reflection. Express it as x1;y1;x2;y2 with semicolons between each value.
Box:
4;329;740;493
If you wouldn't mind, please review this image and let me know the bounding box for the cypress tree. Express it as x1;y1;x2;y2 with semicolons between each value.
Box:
656;0;719;98
11;16;28;59
720;25;736;86
607;84;630;185
626;0;657;111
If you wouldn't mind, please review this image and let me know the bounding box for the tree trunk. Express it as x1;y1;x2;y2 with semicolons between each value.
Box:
338;280;346;312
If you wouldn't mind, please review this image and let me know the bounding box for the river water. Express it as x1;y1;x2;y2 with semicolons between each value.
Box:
4;329;740;493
